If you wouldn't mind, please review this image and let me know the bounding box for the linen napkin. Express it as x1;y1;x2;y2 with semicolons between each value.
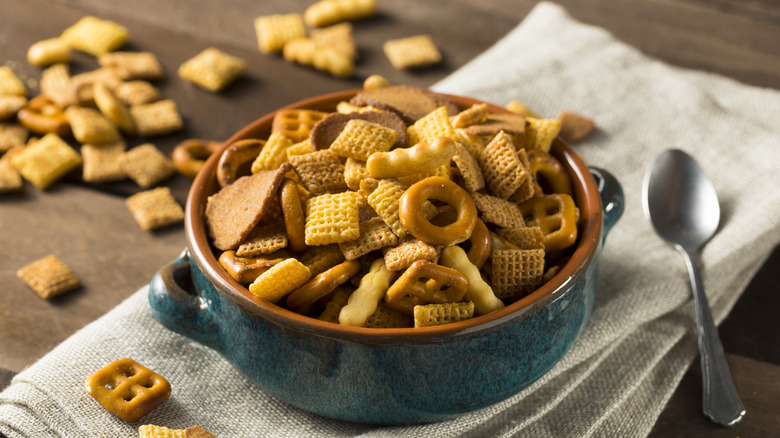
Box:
3;2;780;437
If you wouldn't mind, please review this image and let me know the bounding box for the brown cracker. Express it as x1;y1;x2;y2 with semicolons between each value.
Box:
16;255;80;299
288;149;347;195
338;217;399;260
121;143;175;188
310;110;408;150
471;192;526;228
462;113;526;137
382;236;439;271
349;85;439;124
81;142;127;183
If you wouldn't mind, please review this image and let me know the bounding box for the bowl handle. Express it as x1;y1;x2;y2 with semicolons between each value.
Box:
588;167;624;243
148;249;220;348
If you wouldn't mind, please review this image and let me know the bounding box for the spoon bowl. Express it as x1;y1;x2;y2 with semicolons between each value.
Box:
643;149;745;426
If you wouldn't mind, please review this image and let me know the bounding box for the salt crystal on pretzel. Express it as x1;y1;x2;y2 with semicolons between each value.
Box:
383;35;442;70
64;105;121;145
525;117;562;152
491;248;545;301
81;142;127;183
272;109;328;143
126;187;184;230
98;51;164;80
206;164;291;250
10;133;81;189
471;192;526;228
338;216;398;260
122;143;175;188
254;13;306;53
304;191;361;246
479;131;530;199
382;236;440;271
288;149;347;195
16;255;80;299
248;258;311;302
236;223;288;257
251;131;293;173
406;106;454;146
413;301;475;327
328;119;397;161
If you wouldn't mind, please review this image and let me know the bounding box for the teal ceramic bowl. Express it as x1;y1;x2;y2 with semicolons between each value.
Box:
149;90;623;425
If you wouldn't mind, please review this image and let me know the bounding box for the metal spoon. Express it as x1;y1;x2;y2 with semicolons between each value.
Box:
643;149;745;426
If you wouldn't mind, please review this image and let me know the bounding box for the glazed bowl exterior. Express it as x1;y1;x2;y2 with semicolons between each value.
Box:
149;90;624;424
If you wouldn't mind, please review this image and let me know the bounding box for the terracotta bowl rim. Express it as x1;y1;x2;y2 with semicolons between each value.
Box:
185;89;603;343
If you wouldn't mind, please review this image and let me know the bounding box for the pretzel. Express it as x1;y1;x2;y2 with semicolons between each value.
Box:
339;258;394;326
384;260;468;315
272;109;328;143
218;250;290;284
84;358;171;423
517;193;578;252
439;246;504;316
366;137;455;179
466;218;491;269
286;259;361;312
172;139;221;178
216;138;265;187
527;148;573;197
398;176;477;246
280;178;306;252
16;95;70;137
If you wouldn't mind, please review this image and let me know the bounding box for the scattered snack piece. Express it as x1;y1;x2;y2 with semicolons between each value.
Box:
0;95;27;120
413;301;475;327
139;425;184;438
491;249;545;301
363;74;389;90
283;37;355;78
64;105;121;145
84;358;171;423
505;99;538;118
248;258;311;302
0;122;29;152
328;119;397;161
98;51;165;80
383;35;442;70
27;38;72;66
311;22;358;60
185;425;218;438
206;164;291;250
558;110;595;142
338;216;398;260
254;13;306;53
122;143;175;188
17;95;71;137
113;80;161;105
304;191;361;245
16;255;80;299
304;0;376;27
0;159;23;192
236;223;288;257
130;99;183;137
10;133;81;189
382;236;439;271
0;66;27;96
81;142;127;183
39;63;74;108
93;82;135;134
172;139;221;179
178;47;246;92
126;187;184;230
61;16;129;56
288;149;346;194
68;67;123;106
272;109;328;143
525;117;562;152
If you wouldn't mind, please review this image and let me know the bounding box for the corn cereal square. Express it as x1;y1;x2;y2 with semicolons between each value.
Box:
125;187;184;230
16;255;80;299
248;258;310;302
338;216;398;260
491;249;545;301
251;131;293;173
254;14;306;53
407;106;454;145
383;35;441;69
299;244;345;277
329;119;397;161
138;425;184;438
98;51;165;80
413;301;474;327
60;16;128;56
178;47;246;92
130;99;183;137
0;159;23;192
0;123;29;153
311;22;357;60
480;131;529;199
10;133;81;189
304;191;360;245
450;103;489;129
113;80;161;105
64;106;121;145
121;143;175;188
525;117;562;152
0;66;27;96
81;142;127;183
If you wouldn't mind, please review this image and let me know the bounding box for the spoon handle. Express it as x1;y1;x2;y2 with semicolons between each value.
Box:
680;247;746;426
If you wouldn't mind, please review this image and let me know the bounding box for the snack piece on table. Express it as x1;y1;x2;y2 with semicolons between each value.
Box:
479;131;530;199
16;255;80;299
138;425;184;438
114;80;161;106
248;258;311;303
311;22;357;60
27;38;71;66
304;191;360;245
68;67;123;106
525;117;562;152
84;358;171;423
98;51;165;80
470;192;526;228
126;187;184;230
328;118;397;161
382;236;439;271
93;82;135;134
63;105;121;145
304;0;376;27
122;143;175;188
338;216;398;260
0;95;27;120
413;301;475;328
206;164;291;250
130;99;183;137
272;109;328;143
558;110;595;142
10;133;81;189
178;47;246;92
81;142;127;183
0;66;27;96
0;159;23;192
172;139;221;179
61;16;128;55
236;223;288;257
254;13;306;53
491;249;545;301
310;110;408;150
0;122;28;152
383;35;442;70
17;95;71;137
282;37;354;78
38;63;73;108
250;132;293;172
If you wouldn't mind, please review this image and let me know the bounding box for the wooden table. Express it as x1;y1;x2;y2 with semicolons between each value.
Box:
1;1;778;436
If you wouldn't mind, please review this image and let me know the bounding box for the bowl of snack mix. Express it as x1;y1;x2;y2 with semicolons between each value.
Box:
149;85;623;424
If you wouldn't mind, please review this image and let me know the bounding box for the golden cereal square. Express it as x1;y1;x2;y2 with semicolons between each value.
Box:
60;16;128;56
311;22;357;60
525;117;562;152
288;149;347;195
452;142;485;192
130;99;183;137
68;67;122;105
0;122;29;153
16;255;80;299
236;223;288;257
113;80;161;105
39;63;74;108
138;424;185;438
251;131;293;173
450;103;489;129
299;244;345;277
122;143;175;188
413;301;475;327
0;95;26;120
338;216;398;260
0;66;27;96
248;258;311;303
10;133;81;189
63;106;121;145
285;138;315;158
81;142;127;182
126;187;184;230
178;47;246;92
254;14;306;53
343;157;368;190
471;192;526;228
365;178;407;238
329;119;397;161
407;106;454;146
382;236;439;271
383;35;441;69
0;159;23;192
98;51;165;80
491;248;545;301
304;191;360;246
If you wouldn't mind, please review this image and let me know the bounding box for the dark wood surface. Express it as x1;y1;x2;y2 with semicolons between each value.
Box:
1;1;778;436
